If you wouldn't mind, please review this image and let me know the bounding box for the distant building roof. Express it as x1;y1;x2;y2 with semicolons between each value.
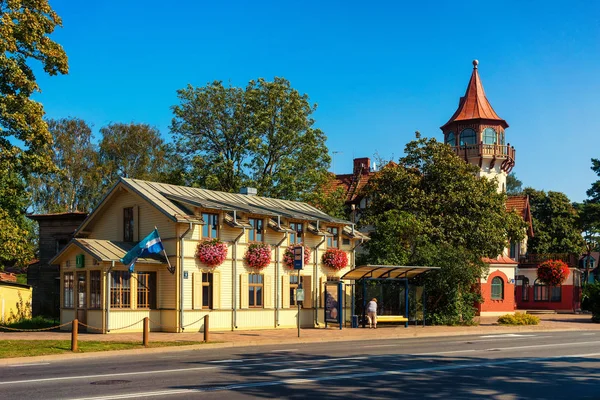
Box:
482;255;519;265
441;60;508;130
27;212;88;220
325;158;397;204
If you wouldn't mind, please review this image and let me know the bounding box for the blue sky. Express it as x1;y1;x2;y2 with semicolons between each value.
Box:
34;0;600;202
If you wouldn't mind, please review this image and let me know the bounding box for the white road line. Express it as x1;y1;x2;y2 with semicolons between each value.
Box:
272;368;307;373
485;340;600;352
455;335;552;343
412;350;477;356
70;351;600;400
479;334;537;338
7;363;51;367
361;344;398;348
270;349;299;353
581;333;596;336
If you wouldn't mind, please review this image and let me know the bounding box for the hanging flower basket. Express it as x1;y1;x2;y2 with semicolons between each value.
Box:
283;244;311;269
537;259;570;286
322;248;348;271
245;243;272;269
196;238;228;267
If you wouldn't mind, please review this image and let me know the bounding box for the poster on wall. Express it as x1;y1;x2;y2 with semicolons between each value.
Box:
325;284;340;323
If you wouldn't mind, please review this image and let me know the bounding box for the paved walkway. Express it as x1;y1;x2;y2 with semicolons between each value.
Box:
2;314;599;347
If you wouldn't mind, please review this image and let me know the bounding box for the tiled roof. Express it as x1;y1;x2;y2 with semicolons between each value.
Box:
441;60;508;130
482;255;519;265
506;195;534;236
325;162;398;203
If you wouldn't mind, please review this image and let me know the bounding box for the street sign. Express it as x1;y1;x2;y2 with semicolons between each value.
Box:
296;288;304;302
293;246;304;270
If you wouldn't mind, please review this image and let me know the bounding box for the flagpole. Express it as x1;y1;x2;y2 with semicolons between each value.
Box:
155;226;175;274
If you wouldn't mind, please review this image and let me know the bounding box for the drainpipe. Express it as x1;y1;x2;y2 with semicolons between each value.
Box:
232;227;245;330
275;233;287;327
313;236;326;326
106;261;114;333
179;223;193;332
351;238;365;270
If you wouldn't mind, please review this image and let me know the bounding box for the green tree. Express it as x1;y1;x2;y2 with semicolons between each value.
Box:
0;0;68;269
303;176;348;220
361;136;526;324
506;172;523;195
578;159;600;282
171;78;331;199
523;188;584;254
28;118;103;213
99;122;182;187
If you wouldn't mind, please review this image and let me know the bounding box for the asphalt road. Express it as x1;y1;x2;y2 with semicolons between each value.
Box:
1;330;599;399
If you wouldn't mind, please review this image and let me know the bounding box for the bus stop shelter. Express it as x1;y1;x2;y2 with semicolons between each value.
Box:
341;265;440;328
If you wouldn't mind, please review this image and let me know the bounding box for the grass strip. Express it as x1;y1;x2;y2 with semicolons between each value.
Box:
0;340;206;358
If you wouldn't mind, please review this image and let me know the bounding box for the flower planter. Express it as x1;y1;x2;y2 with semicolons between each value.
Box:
196;238;228;267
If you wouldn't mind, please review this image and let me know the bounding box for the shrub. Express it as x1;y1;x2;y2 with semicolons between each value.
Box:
497;312;540;325
283;244;311;269
244;243;272;269
1;316;57;331
537;259;569;286
196;238;228;267
321;249;348;270
582;281;600;323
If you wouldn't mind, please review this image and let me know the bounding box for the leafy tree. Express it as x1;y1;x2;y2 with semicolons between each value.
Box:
361;136;526;324
586;159;600;203
28;118;102;213
303;176;348;220
578;159;600;282
0;0;68;269
506;172;523;195
99;122;181;187
523;188;584;254
171;78;330;199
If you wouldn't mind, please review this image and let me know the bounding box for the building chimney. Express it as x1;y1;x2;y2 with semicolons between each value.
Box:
353;157;371;175
240;187;257;196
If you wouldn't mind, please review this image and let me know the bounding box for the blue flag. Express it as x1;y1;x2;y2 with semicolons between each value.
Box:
120;229;165;272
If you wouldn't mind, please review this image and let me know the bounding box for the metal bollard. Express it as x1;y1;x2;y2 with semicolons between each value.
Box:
71;319;78;352
143;317;149;347
203;315;209;342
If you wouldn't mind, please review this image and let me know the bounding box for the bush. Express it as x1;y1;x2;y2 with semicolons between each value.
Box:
1;316;57;330
497;312;540;325
582;281;600;323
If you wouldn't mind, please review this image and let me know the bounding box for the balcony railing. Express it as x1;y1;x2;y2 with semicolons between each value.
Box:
450;143;515;161
519;253;579;267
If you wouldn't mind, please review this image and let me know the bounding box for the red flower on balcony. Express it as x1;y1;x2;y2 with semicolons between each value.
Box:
244;243;272;270
196;238;228;267
537;259;570;286
321;249;348;271
283;244;311;269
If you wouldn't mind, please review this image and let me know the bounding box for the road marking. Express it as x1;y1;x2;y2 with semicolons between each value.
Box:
70;351;600;399
581;333;596;336
479;334;536;338
270;349;299;353
361;344;398;348
412;350;476;356
7;363;50;367
272;368;307;373
457;335;552;343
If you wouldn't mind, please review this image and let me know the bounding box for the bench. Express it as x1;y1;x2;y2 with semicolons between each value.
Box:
376;315;408;323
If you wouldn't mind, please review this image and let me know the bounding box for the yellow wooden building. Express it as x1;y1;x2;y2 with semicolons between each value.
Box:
51;178;368;333
0;281;33;324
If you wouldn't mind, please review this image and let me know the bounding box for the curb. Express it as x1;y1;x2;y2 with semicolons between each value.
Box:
0;325;592;366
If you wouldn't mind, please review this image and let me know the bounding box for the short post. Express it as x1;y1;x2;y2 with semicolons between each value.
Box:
203;315;209;342
143;317;149;347
71;319;79;352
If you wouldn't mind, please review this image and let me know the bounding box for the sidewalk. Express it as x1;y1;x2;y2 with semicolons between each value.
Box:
2;314;598;346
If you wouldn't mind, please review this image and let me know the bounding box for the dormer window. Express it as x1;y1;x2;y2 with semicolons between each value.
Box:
483;128;497;145
248;218;264;242
459;129;476;145
202;213;219;239
446;132;456;146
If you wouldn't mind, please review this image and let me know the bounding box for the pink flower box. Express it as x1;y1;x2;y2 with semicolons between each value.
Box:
196;238;228;267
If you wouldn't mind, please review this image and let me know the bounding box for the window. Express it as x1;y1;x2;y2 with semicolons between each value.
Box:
327;227;339;248
522;277;530;302
111;271;131;308
90;271;102;308
202;272;213;309
459;128;476;145
289;222;303;245
551;286;562;302
290;275;304;307
137;271;157;309
483;128;497;145
202;213;219;239
446;132;456;146
491;277;504;300
248;273;263;308
123;207;134;242
499;131;505;145
55;238;69;254
64;272;74;308
509;241;518;260
77;272;86;308
343;238;350;246
248;218;264;242
534;279;549;301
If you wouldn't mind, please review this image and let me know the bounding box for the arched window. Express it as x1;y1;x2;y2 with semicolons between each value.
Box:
446;132;456;146
522;277;530;301
491;277;504;300
459;128;476;145
534;279;549;301
499;131;505;145
483;128;497;144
